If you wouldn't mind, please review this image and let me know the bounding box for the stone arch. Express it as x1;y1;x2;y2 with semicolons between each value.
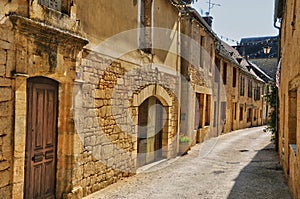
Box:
133;84;172;107
133;85;173;167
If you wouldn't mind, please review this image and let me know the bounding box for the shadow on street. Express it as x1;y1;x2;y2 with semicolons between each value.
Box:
227;143;292;199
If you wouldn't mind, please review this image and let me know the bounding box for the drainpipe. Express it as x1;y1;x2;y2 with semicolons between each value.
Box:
217;59;220;136
176;11;182;155
216;42;221;136
274;18;281;152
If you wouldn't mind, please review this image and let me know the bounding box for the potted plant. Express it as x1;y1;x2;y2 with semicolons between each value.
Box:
179;132;191;155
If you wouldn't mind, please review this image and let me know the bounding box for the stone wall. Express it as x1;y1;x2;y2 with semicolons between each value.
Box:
279;1;300;198
0;19;14;199
72;49;179;196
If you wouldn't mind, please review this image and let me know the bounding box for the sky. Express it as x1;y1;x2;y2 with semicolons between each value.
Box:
193;0;279;45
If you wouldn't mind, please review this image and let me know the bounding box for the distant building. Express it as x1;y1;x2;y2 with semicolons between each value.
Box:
234;36;279;79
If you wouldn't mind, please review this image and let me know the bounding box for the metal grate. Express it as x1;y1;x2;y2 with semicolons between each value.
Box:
39;0;62;12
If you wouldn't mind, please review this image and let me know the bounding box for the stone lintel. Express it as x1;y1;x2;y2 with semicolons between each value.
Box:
194;84;212;94
9;14;88;47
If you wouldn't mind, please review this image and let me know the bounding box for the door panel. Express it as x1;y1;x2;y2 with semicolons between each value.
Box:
137;97;164;167
154;99;163;161
25;77;58;199
137;99;148;167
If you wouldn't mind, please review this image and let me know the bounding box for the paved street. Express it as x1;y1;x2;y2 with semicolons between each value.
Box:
84;126;292;199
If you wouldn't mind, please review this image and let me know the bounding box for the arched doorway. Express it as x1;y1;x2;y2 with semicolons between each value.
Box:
137;96;166;167
24;77;58;199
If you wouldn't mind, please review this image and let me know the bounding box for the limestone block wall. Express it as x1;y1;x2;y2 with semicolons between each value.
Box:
278;2;300;198
72;49;179;196
0;14;88;198
0;19;14;199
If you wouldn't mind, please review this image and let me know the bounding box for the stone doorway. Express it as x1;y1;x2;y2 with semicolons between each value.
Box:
137;96;166;167
24;77;58;199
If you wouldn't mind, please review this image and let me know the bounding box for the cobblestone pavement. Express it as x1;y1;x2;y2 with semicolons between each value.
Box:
84;126;292;199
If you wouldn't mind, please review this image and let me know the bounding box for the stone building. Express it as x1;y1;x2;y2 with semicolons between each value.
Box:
0;0;269;198
275;0;300;197
179;8;270;145
179;7;215;144
213;40;270;133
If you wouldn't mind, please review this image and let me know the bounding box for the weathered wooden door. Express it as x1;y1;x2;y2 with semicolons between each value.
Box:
137;98;148;167
25;77;58;199
154;101;163;161
137;97;163;167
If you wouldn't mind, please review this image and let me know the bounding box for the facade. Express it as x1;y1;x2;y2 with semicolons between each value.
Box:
275;0;300;197
0;1;269;198
214;40;270;133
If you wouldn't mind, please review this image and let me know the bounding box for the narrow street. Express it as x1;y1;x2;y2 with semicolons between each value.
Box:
84;126;291;199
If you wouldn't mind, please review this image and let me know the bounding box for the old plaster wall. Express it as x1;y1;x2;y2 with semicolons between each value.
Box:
76;0;138;44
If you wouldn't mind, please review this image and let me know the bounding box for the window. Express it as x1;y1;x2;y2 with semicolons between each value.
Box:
213;102;217;127
232;67;237;87
195;93;204;129
209;43;213;73
215;57;220;82
140;0;153;53
234;103;237;120
239;76;245;96
248;79;252;98
254;84;261;101
222;62;227;85
221;102;226;123
254;109;257;121
205;95;211;125
38;0;70;14
239;106;243;121
200;36;205;68
292;0;297;33
247;108;252;123
288;90;297;144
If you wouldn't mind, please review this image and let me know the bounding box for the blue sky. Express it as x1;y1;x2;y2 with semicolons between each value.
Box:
193;0;279;45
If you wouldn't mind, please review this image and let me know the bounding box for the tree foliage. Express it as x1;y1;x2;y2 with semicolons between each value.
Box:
264;84;278;149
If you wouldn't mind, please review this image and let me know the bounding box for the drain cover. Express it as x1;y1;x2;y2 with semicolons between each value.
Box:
239;149;249;152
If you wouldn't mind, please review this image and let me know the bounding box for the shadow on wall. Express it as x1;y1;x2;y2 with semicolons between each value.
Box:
227;143;292;199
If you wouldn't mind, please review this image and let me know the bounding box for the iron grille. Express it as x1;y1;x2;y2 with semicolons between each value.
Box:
39;0;62;12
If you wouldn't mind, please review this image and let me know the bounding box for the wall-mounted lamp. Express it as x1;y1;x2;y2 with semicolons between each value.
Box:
263;46;272;54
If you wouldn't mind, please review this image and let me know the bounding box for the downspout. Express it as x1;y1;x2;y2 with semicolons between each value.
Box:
176;11;182;155
274;0;282;151
215;41;221;136
217;56;220;136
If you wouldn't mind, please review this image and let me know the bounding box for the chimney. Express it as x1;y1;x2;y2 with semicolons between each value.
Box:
203;16;213;27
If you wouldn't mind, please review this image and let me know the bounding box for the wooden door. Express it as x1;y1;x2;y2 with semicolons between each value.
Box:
137;97;164;167
154;99;163;161
25;77;58;199
137;98;148;167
